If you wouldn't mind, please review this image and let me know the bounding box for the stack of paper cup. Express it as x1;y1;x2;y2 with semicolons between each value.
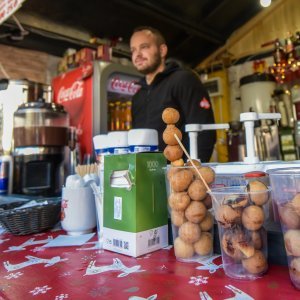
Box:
107;131;129;154
128;129;159;153
93;134;110;164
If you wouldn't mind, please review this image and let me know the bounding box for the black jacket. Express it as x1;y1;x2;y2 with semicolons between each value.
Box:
132;61;216;162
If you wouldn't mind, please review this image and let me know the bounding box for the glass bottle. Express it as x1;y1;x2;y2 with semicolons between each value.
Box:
114;101;121;131
108;102;115;131
124;101;132;130
120;102;127;130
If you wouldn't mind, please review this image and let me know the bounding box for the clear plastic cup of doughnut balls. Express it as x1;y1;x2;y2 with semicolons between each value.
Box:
209;184;270;280
269;167;300;290
165;163;215;262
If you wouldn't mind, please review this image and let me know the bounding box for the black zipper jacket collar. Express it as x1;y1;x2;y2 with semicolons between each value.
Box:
137;61;180;88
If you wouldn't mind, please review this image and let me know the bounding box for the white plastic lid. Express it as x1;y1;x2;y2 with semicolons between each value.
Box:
128;129;158;146
107;131;128;148
93;134;109;150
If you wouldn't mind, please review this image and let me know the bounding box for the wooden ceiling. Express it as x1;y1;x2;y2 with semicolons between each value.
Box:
0;0;264;67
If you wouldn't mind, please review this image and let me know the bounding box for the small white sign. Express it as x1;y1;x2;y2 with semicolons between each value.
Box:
114;196;122;220
0;0;26;25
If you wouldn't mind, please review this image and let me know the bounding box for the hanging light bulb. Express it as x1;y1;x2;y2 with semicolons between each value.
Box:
260;0;272;8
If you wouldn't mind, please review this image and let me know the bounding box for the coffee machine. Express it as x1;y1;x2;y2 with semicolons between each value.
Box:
12;98;70;196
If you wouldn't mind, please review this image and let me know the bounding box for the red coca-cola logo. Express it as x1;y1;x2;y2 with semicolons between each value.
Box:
109;76;139;95
57;81;84;103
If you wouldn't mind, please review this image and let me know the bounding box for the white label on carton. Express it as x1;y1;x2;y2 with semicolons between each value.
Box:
103;225;168;257
114;196;122;220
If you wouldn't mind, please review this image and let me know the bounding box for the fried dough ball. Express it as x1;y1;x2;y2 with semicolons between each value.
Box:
186;159;201;168
221;230;244;261
194;232;213;256
174;237;194;259
171;158;185;167
185;159;201;176
242;205;265;231
168;192;191;211
196;167;215;185
215;204;242;228
170;169;193;192
248;230;263;250
162;107;180;124
242;250;268;274
279;204;300;229
171;210;186;227
284;229;300;256
224;195;248;209
185;201;207;223
291;194;300;216
199;211;213;232
248;181;269;206
164;145;183;162
167;166;180;180
163;125;182;146
178;221;201;244
202;194;212;209
187;179;207;201
232;229;255;258
290;257;300;286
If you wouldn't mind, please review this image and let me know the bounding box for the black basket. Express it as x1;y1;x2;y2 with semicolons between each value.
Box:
0;198;61;235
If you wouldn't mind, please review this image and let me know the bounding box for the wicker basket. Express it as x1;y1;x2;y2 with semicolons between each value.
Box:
0;198;61;235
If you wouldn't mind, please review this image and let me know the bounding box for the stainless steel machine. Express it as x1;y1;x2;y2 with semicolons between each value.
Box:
12;98;70;196
236;73;281;161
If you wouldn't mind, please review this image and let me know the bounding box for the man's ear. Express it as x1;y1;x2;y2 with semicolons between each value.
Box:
160;44;168;58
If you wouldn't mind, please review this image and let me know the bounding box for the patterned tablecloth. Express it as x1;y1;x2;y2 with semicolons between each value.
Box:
0;228;298;300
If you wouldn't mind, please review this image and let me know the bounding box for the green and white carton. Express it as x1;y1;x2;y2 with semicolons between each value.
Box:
103;152;168;257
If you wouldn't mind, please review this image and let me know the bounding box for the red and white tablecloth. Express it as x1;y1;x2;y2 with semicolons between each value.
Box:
0;229;298;300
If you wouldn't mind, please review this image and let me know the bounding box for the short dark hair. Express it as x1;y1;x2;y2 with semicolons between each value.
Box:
132;26;166;46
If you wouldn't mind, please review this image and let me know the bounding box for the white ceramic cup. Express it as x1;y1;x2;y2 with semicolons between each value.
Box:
61;186;96;235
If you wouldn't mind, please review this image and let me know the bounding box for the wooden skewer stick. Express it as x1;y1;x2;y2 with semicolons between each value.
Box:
174;134;212;193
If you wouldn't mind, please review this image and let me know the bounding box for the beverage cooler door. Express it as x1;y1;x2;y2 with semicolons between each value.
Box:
107;72;141;131
93;61;141;136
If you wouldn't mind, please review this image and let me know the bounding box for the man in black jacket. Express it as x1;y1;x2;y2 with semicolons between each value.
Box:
130;26;216;162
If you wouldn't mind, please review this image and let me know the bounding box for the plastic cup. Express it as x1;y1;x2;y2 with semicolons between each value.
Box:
209;185;270;280
165;165;214;262
269;167;300;290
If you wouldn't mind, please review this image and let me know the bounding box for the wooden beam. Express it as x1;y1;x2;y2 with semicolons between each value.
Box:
196;0;286;70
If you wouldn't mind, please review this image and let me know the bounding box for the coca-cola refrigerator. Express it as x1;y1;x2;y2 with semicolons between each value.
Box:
52;60;141;162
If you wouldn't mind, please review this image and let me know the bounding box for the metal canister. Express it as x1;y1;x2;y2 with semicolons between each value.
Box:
0;156;10;194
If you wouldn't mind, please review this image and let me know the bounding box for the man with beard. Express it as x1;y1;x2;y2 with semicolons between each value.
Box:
130;26;216;162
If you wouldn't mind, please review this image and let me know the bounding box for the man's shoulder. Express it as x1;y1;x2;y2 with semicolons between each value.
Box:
169;67;198;80
167;67;200;86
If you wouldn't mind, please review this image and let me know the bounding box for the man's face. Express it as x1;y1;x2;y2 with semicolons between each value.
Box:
130;30;164;75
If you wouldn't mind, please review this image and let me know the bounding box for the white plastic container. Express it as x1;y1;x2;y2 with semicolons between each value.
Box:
93;134;110;163
107;131;129;155
128;129;158;153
